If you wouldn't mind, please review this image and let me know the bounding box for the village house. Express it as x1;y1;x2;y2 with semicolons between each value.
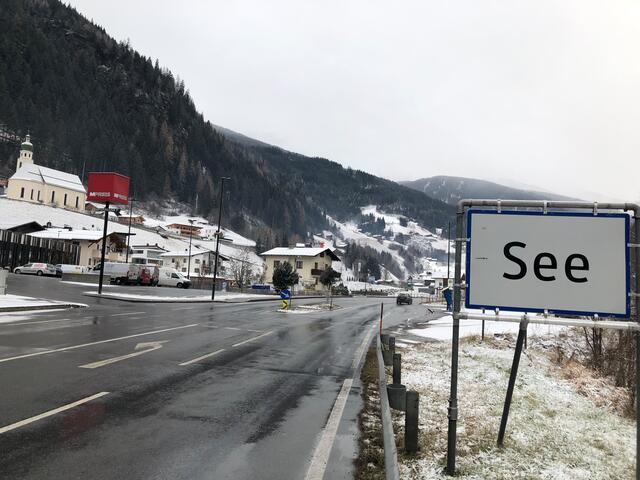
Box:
130;244;168;266
117;215;145;226
260;246;340;291
160;247;228;278
28;228;129;267
166;222;201;237
6;135;86;211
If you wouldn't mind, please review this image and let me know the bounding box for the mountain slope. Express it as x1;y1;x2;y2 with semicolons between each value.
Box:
0;0;453;245
400;176;576;205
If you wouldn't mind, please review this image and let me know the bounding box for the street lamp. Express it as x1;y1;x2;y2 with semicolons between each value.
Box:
211;177;231;301
125;196;134;263
187;218;196;279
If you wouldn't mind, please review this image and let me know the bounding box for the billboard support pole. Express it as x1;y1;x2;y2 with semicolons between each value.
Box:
446;206;464;475
98;201;110;295
497;315;528;445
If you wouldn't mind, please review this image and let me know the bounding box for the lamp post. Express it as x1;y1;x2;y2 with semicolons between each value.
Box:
211;177;230;301
187;218;195;279
125;196;134;263
447;221;451;287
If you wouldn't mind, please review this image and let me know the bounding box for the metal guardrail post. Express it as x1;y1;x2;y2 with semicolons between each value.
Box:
376;335;401;480
405;391;419;454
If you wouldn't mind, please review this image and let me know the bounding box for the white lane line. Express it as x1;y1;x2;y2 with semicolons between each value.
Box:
179;348;225;366
110;312;145;317
202;324;219;329
304;379;354;480
1;318;72;326
224;327;243;331
0;392;110;435
0;324;199;364
79;341;168;369
305;327;375;480
231;331;273;347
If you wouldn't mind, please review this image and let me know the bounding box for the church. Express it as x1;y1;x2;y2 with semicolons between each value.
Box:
6;135;86;211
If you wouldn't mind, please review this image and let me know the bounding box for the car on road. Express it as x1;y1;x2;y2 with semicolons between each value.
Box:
157;267;191;289
13;262;59;277
396;292;413;305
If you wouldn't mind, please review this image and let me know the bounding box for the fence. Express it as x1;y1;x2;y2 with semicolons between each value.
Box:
0;229;80;270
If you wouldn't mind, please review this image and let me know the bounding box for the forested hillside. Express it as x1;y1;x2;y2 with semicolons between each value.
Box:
0;0;453;245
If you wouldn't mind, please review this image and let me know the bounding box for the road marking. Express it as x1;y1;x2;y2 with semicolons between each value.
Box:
224;327;243;331
110;312;145;317
179;348;225;366
172;306;200;311
0;392;109;435
232;331;273;347
0;324;199;364
79;341;169;369
1;318;72;326
304;379;353;480
202;324;219;329
305;327;375;480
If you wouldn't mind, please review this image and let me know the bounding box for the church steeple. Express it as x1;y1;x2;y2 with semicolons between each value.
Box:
17;134;34;171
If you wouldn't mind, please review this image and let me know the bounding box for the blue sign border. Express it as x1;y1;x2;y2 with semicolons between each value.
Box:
465;209;631;318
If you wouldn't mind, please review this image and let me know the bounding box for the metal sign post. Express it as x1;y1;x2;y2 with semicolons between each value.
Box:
445;199;640;479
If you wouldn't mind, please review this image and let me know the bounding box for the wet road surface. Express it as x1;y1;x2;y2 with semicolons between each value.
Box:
0;275;424;479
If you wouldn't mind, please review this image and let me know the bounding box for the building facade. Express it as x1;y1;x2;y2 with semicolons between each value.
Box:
6;136;86;212
260;246;340;290
160;248;228;278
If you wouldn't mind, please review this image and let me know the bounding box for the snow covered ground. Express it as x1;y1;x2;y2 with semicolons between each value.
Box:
394;337;635;479
84;291;273;303
0;294;86;313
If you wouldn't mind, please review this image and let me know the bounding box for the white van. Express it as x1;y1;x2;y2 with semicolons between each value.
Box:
157;267;191;289
92;262;132;285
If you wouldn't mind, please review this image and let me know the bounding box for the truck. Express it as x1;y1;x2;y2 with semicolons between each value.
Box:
92;262;158;286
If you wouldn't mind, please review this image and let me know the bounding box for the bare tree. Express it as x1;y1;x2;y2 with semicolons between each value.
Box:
230;251;254;291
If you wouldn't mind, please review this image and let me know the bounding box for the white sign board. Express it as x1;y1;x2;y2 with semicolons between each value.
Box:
466;211;630;317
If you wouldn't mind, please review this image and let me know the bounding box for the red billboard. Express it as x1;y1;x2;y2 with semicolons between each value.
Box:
87;172;130;205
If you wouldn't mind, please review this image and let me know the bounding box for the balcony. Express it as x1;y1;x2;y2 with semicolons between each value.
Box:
310;268;323;276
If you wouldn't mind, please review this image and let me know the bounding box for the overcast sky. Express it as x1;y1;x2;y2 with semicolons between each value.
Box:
69;1;640;201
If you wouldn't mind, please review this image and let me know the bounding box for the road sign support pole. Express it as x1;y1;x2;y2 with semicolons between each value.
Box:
446;207;464;476
380;302;384;337
97;201;110;295
634;209;640;480
497;315;528;446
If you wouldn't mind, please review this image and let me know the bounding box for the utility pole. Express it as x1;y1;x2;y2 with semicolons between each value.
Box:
125;196;134;263
98;201;110;295
187;218;195;279
447;221;451;286
211;177;230;301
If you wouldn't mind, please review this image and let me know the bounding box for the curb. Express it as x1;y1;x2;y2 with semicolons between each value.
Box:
0;303;86;313
82;293;334;304
376;334;401;480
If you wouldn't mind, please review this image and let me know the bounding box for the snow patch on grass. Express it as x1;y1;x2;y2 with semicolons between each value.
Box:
395;339;635;479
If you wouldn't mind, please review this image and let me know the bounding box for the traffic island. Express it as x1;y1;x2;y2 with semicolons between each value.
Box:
0;294;87;313
277;303;342;314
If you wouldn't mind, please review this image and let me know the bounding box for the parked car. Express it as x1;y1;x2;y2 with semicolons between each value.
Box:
157;267;191;289
396;292;413;305
13;263;58;277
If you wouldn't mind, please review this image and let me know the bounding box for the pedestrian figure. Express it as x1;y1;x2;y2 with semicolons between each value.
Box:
443;286;453;311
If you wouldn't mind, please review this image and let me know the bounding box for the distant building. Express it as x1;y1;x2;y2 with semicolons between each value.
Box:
29;228;129;267
6;135;86;211
130;244;168;266
160;248;228;277
117;215;145;226
260;246;340;290
166;223;202;237
0;177;8;195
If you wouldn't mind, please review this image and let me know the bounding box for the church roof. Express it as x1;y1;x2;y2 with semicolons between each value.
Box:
10;164;86;193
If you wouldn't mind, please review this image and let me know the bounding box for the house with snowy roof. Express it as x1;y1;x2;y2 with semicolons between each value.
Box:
6;135;86;211
260;246;340;290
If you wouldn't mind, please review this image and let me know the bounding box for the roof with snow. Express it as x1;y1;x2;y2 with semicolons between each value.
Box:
160;249;229;260
29;228;128;242
260;247;340;261
10;164;86;193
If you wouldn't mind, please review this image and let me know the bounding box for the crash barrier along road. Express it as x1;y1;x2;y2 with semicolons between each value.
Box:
446;199;640;478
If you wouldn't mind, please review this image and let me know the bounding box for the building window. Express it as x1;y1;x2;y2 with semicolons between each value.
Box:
75;196;79;209
51;191;55;203
296;260;303;269
274;260;280;268
37;191;41;201
195;259;200;264
182;267;187;272
194;268;200;273
64;193;67;206
314;262;318;269
20;187;24;198
30;189;33;200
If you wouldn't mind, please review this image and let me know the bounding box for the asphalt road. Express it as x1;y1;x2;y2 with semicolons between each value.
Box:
0;275;424;479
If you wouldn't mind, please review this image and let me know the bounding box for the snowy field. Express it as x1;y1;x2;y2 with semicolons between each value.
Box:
394;337;635;479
